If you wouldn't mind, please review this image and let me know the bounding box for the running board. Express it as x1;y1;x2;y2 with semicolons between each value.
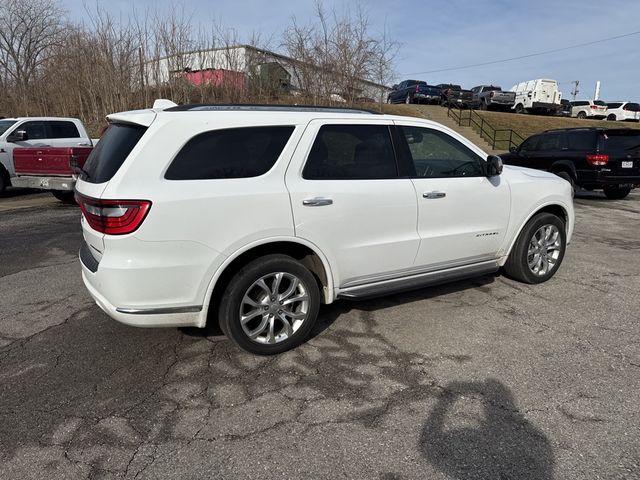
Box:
337;261;499;300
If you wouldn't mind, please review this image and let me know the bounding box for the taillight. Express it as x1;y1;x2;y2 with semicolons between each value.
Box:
590;105;599;109
75;193;151;235
586;154;609;166
415;85;420;93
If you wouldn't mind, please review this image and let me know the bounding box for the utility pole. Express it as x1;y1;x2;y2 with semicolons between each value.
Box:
570;80;580;101
594;81;601;100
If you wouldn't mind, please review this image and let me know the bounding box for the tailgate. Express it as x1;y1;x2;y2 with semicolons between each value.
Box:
602;131;640;177
14;147;93;176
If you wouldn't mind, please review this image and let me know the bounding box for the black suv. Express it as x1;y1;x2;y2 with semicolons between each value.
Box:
500;128;640;199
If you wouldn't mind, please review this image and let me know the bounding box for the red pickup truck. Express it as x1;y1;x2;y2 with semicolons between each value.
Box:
12;146;93;202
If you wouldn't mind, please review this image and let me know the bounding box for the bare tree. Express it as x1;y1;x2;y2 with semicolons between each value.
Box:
0;0;65;114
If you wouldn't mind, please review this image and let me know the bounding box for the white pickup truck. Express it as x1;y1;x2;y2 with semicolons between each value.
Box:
0;117;93;194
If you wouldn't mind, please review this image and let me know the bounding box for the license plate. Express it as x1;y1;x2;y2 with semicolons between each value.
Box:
622;161;633;168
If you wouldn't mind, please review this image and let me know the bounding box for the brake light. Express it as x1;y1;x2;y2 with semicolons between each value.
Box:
590;105;599;109
586;154;609;166
415;84;420;93
75;193;151;235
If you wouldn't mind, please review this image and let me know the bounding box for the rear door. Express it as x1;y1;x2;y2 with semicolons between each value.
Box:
537;80;558;104
601;130;640;179
45;120;88;147
285;119;420;289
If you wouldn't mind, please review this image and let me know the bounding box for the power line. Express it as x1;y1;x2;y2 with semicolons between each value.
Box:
401;30;640;76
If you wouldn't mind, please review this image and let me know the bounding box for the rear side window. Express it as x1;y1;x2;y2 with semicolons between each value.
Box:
48;121;80;138
567;131;597;151
83;123;147;184
303;124;397;180
625;103;640;111
165;126;294;180
607;102;623;109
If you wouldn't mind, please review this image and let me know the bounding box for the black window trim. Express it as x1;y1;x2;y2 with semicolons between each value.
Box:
392;124;488;178
301;123;403;181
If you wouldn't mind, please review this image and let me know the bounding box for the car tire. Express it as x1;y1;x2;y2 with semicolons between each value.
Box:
577;111;587;119
555;171;575;197
51;190;76;203
0;172;7;195
515;104;525;114
603;186;631;200
503;212;567;284
607;114;616;121
218;254;321;355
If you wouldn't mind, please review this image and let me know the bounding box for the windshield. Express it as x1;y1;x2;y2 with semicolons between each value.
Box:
0;120;17;136
485;86;501;91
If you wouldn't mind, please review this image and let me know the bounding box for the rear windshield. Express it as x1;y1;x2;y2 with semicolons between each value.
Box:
593;100;607;106
602;131;640;152
625;103;640;111
0;120;17;136
567;131;598;150
83;123;147;184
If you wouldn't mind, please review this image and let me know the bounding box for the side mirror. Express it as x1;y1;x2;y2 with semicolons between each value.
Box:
486;155;503;176
509;145;518;153
7;130;27;142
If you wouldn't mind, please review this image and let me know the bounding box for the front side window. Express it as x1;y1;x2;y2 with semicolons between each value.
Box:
20;121;47;140
399;126;484;178
519;136;540;153
165;126;294;180
536;133;563;151
303;124;397;180
607;102;623;109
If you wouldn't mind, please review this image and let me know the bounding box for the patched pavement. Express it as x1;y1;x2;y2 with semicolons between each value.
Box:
0;192;639;479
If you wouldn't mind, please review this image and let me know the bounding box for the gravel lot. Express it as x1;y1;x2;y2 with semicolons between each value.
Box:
1;190;639;480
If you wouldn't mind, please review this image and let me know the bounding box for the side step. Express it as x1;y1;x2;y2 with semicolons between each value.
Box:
337;261;499;300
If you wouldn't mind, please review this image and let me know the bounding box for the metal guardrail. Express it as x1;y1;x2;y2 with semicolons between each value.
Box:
447;104;524;151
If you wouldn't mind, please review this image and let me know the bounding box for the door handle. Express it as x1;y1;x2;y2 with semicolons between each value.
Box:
423;191;446;199
303;197;333;207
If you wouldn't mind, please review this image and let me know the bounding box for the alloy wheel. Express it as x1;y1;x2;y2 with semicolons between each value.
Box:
527;224;562;276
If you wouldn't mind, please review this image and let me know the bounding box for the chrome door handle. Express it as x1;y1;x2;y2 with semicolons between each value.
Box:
303;197;333;207
423;191;446;199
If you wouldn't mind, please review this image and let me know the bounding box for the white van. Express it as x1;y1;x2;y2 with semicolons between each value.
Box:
510;79;562;114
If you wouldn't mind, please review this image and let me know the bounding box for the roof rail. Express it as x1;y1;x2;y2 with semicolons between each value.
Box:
163;103;381;114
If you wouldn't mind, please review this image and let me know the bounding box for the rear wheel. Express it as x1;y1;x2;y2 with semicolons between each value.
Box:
51;190;76;203
515;103;525;114
603;186;631;200
218;254;321;355
607;114;616;121
503;213;566;284
577;111;587;119
0;172;7;195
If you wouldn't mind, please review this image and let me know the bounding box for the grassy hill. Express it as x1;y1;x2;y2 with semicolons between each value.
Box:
380;103;640;146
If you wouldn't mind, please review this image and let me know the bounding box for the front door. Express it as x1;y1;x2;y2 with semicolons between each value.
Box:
285;120;420;288
393;122;510;269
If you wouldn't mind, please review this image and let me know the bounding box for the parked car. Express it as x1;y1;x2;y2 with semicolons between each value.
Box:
12;146;93;202
0;117;92;194
387;80;441;104
76;101;574;354
570;100;608;120
437;84;473;108
556;99;572;117
470;85;516;110
500;127;640;199
511;79;562;115
605;101;640;122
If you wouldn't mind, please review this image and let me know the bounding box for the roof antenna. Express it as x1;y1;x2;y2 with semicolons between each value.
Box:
152;99;178;110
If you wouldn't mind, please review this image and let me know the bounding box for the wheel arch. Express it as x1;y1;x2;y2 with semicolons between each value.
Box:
200;237;334;328
549;160;577;180
502;202;570;264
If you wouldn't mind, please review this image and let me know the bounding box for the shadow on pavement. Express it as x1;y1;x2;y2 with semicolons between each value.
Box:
420;378;554;480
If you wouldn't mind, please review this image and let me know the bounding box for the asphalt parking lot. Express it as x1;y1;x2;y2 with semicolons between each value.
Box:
1;190;639;480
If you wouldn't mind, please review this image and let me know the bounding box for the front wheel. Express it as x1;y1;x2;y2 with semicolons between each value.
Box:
603;186;631;200
503;213;567;284
218;254;321;354
607;114;616;121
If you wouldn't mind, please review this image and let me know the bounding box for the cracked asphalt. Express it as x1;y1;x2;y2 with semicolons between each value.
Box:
1;190;639;480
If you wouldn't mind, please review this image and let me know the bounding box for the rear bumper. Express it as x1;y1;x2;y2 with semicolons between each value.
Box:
414;93;440;101
78;239;214;328
577;170;640;188
11;175;75;191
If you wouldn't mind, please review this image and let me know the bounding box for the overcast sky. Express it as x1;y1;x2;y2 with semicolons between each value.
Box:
62;0;640;100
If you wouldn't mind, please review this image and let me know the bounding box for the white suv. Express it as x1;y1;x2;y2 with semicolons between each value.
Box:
570;100;608;119
605;101;640;122
76;101;574;354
